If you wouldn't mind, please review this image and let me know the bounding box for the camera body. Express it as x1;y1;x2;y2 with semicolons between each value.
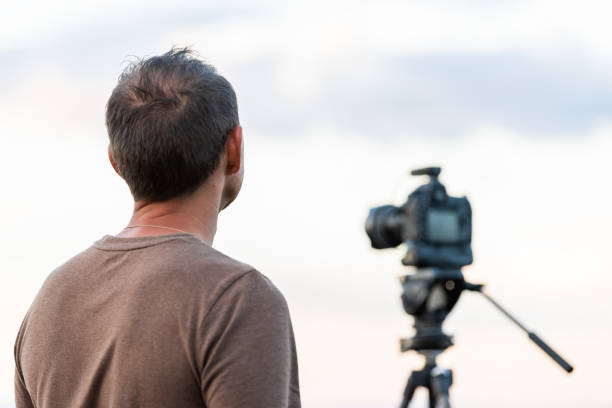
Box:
365;167;473;269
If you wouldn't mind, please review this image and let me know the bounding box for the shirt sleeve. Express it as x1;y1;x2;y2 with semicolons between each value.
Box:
15;368;34;408
198;270;301;408
14;315;35;408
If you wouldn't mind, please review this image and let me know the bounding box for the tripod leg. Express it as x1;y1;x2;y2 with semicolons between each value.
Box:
400;369;430;408
430;367;452;408
428;387;436;408
399;372;418;408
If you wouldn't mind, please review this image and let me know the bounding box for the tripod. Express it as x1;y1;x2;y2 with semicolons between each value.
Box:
397;268;573;408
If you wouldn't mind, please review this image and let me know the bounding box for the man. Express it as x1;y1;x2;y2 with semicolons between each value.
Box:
14;48;301;408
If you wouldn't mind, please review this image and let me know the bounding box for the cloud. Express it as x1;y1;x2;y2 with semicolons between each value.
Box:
4;0;612;141
231;52;612;137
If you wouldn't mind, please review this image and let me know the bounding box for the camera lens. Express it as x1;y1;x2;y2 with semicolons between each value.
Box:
365;205;404;249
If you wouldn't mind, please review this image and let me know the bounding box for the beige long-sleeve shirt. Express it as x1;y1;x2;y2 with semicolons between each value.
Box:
14;234;300;408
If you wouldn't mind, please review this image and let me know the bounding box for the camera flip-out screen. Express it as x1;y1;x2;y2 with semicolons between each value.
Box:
426;209;460;244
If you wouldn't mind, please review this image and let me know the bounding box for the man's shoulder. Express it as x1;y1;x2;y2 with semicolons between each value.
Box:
94;233;255;287
223;268;288;308
157;234;253;275
42;234;255;303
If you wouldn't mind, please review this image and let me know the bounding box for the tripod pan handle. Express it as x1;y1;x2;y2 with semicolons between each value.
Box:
528;332;574;373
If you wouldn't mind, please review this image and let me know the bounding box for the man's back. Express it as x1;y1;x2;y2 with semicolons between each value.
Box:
15;234;300;407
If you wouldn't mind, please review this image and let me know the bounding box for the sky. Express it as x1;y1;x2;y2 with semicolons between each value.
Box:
1;1;611;407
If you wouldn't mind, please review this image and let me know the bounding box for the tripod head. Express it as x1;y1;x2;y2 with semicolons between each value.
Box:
398;265;573;373
399;268;464;353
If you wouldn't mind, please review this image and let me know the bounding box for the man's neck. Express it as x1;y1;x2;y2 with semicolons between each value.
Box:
116;182;223;245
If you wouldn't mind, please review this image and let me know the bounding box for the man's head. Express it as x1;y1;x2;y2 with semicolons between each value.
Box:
106;48;243;208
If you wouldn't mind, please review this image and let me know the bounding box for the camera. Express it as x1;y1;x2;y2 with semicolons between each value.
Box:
364;167;572;408
365;167;473;269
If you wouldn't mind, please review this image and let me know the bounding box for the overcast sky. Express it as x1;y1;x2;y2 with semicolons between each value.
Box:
1;1;611;407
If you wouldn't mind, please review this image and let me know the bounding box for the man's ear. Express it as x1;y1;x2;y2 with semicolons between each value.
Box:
108;145;123;178
224;125;243;175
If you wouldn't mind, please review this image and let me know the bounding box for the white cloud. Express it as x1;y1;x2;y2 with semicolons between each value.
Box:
161;0;612;68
